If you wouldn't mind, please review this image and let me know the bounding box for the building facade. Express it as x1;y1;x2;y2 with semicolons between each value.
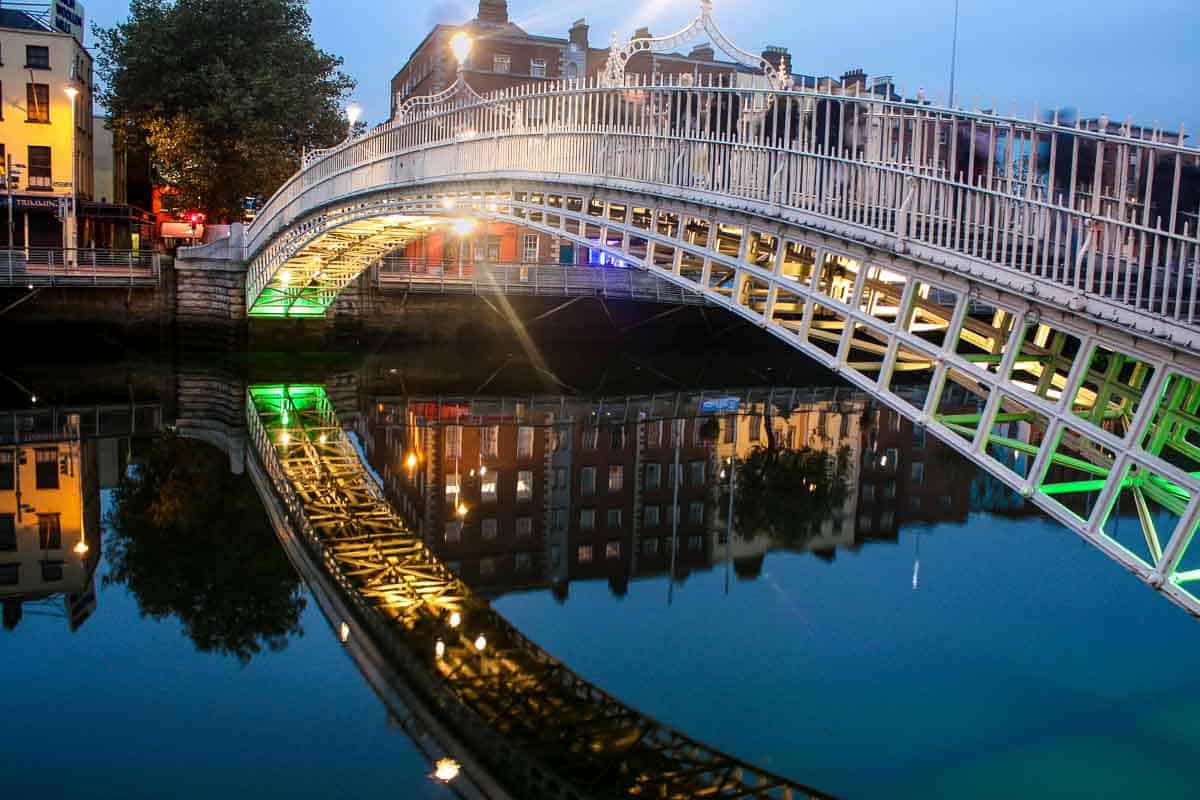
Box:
0;7;93;248
0;432;101;632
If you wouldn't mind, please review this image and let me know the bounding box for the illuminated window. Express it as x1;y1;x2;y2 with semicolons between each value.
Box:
517;426;534;459
608;465;623;492
606;540;621;559
25;83;49;123
481;473;498;502
577;543;593;562
445;425;462;458
444;473;460;497
517;469;533;501
480;425;499;457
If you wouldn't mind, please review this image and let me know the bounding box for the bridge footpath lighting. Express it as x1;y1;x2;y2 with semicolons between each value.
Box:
433;758;461;783
339;622;350;643
451;219;476;236
449;31;473;67
448;611;462;628
441;196;456;209
405;452;418;470
280;270;292;286
474;634;487;652
73;538;89;556
435;639;446;658
456;502;468;517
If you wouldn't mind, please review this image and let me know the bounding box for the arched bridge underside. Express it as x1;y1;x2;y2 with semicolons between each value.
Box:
242;81;1200;617
247;384;834;800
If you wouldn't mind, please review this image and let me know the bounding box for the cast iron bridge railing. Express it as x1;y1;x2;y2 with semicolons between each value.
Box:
246;383;835;800
246;70;1200;331
0;248;163;287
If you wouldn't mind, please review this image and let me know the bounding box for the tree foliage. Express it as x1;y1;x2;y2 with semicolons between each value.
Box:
106;434;306;664
95;0;354;219
730;408;852;547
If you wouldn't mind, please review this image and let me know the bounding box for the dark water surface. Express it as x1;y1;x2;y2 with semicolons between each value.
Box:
2;338;1197;799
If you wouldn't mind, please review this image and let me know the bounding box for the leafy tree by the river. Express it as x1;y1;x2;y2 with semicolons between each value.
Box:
95;0;355;219
106;434;306;664
730;407;851;546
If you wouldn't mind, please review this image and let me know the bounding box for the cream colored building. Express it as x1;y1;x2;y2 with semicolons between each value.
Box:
1;434;100;631
0;7;93;247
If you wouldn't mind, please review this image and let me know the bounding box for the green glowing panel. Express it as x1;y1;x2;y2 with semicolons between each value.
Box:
1038;425;1117;523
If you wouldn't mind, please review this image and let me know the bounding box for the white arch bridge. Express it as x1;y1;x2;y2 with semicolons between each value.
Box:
233;5;1200;617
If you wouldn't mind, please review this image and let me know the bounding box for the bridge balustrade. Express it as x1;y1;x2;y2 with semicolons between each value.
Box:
246;76;1200;326
0;248;163;287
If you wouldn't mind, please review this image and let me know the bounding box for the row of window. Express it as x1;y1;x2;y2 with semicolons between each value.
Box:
445;550;537;578
577;534;705;563
577;502;705;531
490;55;547;77
445;469;535;502
0;142;53;189
1;44;52;70
0;513;61;551
0;560;65;585
445;515;536;543
0;449;60;491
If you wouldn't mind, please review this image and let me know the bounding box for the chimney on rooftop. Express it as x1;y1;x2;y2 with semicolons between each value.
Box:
569;18;589;49
689;43;714;61
840;68;867;90
477;0;508;25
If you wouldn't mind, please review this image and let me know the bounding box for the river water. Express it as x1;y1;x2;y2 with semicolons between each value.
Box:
2;336;1197;799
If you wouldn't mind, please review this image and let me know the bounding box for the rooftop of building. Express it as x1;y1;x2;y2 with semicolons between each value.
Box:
0;7;51;33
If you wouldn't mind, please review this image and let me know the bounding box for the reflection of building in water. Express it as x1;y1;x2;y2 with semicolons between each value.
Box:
364;389;974;599
0;430;102;631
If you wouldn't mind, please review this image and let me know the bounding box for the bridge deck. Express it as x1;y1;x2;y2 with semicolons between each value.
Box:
247;384;834;800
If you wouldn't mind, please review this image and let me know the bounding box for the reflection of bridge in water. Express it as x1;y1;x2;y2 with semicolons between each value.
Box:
246;383;836;799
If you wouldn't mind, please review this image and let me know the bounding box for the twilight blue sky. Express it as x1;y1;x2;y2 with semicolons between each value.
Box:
82;0;1198;137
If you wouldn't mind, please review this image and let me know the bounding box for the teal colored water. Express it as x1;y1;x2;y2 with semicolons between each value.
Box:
495;513;1200;798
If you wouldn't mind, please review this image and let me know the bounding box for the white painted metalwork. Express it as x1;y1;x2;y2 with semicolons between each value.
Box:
240;0;1200;617
601;0;792;91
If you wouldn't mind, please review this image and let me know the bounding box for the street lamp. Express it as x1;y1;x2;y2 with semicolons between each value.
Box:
450;32;473;73
344;101;363;143
63;83;79;261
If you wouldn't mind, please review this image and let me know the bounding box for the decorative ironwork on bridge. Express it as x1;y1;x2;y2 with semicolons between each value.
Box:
234;0;1200;619
247;383;835;799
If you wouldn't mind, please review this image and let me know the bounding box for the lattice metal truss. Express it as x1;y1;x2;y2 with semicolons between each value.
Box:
247;384;836;799
249;183;1200;617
